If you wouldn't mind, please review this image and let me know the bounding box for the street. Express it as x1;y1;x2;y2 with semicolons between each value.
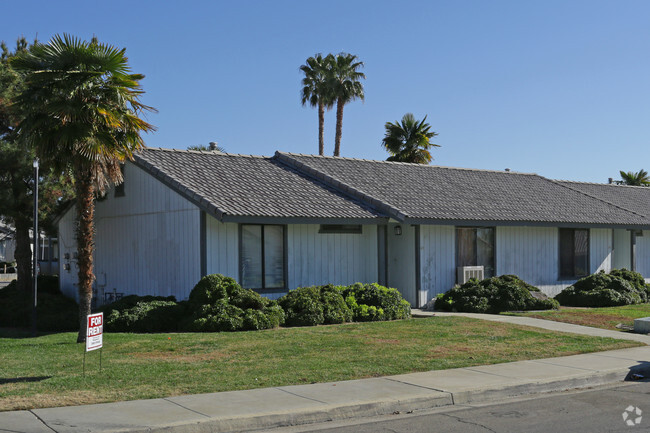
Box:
271;381;650;433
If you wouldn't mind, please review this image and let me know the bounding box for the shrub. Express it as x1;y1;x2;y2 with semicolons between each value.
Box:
555;270;644;307
0;280;78;331
342;283;411;321
184;274;284;332
278;284;358;327
188;274;240;307
437;275;558;314
105;300;185;333
278;286;325;326
609;268;650;302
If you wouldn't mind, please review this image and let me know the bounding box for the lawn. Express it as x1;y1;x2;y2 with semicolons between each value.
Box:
0;316;641;411
504;304;650;331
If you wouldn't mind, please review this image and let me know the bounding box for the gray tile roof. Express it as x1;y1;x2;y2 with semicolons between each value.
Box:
133;148;384;222
275;152;650;228
556;181;650;218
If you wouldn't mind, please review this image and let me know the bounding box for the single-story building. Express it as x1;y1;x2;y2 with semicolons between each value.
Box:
56;148;650;307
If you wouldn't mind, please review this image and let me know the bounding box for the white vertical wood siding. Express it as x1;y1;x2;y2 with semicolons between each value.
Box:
58;205;78;299
287;224;378;290
58;162;201;302
419;225;455;302
495;226;612;296
590;228;612;273
636;230;650;279
205;217;239;279
613;229;632;270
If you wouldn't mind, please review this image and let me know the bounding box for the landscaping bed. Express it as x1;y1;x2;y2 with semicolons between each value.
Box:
0;316;641;411
504;304;650;331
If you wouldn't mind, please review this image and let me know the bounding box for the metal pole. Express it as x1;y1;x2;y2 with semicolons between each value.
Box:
32;158;39;338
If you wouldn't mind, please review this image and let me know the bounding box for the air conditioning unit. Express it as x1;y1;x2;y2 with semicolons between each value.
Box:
457;266;484;284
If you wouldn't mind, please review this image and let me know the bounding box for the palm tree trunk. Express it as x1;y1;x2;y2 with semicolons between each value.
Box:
13;218;32;293
334;98;344;157
74;164;96;343
318;102;325;156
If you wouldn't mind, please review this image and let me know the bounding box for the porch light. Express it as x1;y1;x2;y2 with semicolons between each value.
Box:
394;226;402;236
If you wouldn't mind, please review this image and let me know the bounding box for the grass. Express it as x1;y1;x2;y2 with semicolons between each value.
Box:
0;316;642;411
504;304;650;331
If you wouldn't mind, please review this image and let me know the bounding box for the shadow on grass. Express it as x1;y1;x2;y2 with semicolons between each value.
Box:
0;376;51;385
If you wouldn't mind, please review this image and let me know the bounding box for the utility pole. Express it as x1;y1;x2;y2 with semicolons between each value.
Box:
32;158;39;338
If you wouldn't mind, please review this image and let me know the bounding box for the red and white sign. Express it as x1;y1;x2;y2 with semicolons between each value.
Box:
86;312;103;352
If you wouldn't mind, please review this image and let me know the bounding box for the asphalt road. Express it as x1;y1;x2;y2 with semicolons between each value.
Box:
274;381;650;433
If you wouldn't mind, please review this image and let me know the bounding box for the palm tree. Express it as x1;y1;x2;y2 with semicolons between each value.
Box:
11;34;155;342
330;53;365;157
300;54;334;156
619;169;650;186
382;113;440;164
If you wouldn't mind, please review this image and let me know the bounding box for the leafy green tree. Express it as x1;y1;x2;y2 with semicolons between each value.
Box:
0;37;73;294
382;113;440;164
11;34;155;342
619;169;650;186
330;53;365;157
300;54;335;156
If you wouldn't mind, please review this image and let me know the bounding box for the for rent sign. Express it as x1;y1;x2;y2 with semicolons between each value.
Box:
86;312;103;352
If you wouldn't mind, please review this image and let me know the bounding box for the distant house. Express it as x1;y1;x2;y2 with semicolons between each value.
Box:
0;219;58;274
56;148;650;307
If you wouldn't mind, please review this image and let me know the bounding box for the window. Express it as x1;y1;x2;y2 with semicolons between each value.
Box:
318;224;362;234
240;224;285;290
456;227;495;278
559;228;589;278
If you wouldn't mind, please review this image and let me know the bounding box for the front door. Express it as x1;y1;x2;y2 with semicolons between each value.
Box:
386;223;416;306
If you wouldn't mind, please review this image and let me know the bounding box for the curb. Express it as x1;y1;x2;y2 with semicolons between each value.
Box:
145;365;650;433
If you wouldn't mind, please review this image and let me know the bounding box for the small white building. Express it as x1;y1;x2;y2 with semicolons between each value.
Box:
56;148;650;307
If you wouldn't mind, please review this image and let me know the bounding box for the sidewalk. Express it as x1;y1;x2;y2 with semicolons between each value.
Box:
3;313;650;433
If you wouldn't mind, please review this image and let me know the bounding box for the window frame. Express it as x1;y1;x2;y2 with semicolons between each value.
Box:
455;226;496;279
558;228;590;279
239;224;287;292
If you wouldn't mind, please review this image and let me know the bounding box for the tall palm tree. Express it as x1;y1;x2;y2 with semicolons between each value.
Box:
330;53;365;157
11;34;155;342
300;54;334;156
619;169;650;186
382;113;439;164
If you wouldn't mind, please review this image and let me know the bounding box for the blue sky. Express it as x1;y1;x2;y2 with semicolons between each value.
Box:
3;1;649;182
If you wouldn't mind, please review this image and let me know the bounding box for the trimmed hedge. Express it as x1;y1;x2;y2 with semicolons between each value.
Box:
555;269;649;307
97;276;412;333
184;274;284;332
436;275;559;314
278;283;410;327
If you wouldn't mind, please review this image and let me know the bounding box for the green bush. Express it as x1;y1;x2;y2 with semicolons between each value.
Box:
343;283;411;321
0;280;78;331
105;300;185;333
37;275;61;295
609;268;650;302
555;270;645;307
437;275;558;314
278;286;325;326
184;274;284;332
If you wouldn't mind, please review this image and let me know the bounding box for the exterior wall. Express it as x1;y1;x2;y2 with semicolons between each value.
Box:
205;217;239;279
590;228;612;274
636;230;650;279
418;225;618;303
387;223;417;306
613;229;632;270
419;225;455;303
0;238;16;262
287;224;378;291
58;162;201;303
